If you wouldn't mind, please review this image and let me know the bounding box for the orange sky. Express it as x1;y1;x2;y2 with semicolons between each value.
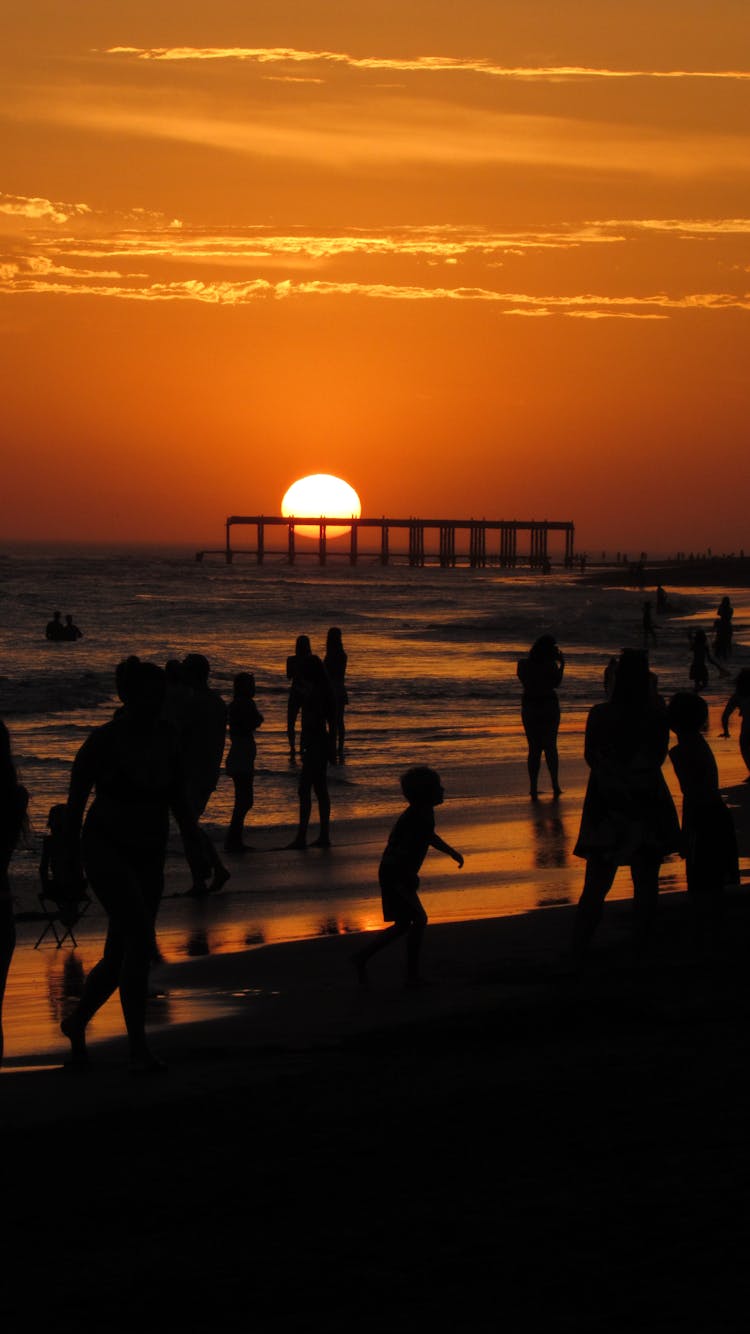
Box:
2;1;749;554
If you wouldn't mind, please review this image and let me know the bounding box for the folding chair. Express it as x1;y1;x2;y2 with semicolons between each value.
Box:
34;887;91;949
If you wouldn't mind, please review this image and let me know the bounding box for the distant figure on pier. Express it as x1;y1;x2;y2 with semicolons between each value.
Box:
642;600;657;649
570;649;680;966
45;611;65;641
0;721;29;1066
224;672;264;853
688;629;726;692
287;655;336;849
352;766;463;987
62;614;82;641
180;653;229;895
286;634;312;764
667;691;739;943
324;627;348;763
517;635;565;800
721;667;750;781
713;596;734;660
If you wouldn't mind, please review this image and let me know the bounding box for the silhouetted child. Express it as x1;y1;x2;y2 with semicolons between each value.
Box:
353;766;463;986
667;692;739;945
39;804;87;927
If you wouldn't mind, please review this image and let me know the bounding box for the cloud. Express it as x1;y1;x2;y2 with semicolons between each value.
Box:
1;262;747;319
32;95;750;180
0;192;90;224
105;46;750;83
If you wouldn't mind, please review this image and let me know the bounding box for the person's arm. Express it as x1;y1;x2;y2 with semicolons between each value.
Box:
430;832;464;868
66;733;100;841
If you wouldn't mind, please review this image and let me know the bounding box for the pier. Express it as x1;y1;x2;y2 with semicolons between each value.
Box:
196;516;575;568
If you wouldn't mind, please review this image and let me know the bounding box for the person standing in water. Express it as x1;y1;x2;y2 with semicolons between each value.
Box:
324;626;348;764
286;635;312;765
517;635;565;800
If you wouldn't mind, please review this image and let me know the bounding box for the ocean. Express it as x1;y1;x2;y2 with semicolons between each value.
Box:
1;544;748;1058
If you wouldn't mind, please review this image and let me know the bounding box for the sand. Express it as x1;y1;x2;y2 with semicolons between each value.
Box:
2;774;749;1331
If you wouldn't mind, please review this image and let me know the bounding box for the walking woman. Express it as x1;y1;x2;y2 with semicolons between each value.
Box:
517;635;565;799
571;649;680;965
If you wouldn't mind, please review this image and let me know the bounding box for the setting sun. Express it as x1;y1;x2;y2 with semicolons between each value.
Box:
281;474;362;539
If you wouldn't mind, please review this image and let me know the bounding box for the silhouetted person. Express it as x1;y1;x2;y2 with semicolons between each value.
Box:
45;611;65;641
570;650;680;965
713;596;734;660
517;635;564;799
286;634;312;764
352;766;463;986
0;722;29;1065
324;626;348;763
667;691;739;944
180;653;229;895
59;660;203;1071
62;614;82;641
656;585;669;615
287;655;336;849
721;667;750;781
689;629;724;691
642;600;657;648
224;672;263;853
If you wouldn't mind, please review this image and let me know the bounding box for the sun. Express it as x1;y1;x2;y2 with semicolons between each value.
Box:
280;474;362;539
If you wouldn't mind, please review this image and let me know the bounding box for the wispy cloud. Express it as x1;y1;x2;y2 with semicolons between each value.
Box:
106;46;750;83
0;192;90;224
31;96;750;180
1;264;747;319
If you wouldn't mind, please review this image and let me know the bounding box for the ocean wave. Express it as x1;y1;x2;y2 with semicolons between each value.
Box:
0;671;114;716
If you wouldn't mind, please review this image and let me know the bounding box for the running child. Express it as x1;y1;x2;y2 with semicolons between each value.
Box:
353;766;464;986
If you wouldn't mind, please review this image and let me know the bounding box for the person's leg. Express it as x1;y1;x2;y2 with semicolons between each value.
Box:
287;694;300;761
189;788;229;892
225;774;253;851
543;730;562;797
288;769;312;847
570;857;618;963
353;922;409;982
739;726;750;778
526;742;542;798
310;768;331;846
405;901;429;983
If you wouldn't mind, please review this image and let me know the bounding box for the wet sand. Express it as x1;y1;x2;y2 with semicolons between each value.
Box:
2;779;749;1331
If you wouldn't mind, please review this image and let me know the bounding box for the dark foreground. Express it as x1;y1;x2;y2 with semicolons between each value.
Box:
3;889;750;1333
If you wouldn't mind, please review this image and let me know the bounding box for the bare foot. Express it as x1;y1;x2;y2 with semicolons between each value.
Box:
61;1013;88;1065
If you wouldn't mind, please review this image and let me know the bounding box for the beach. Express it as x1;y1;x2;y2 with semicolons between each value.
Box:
2;558;749;1330
3;766;750;1330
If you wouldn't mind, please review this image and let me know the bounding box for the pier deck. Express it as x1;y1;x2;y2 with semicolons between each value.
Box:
196;516;575;568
